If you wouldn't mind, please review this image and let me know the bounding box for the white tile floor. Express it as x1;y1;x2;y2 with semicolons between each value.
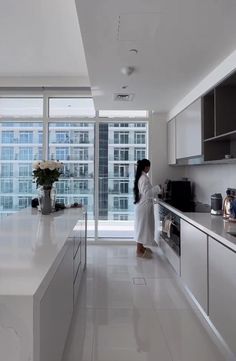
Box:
63;245;230;361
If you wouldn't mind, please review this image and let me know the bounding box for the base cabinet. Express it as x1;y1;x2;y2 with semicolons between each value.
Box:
181;220;208;313
37;210;87;361
39;245;73;361
209;237;236;355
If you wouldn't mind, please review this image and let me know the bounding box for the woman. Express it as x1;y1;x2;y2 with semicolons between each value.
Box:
133;159;160;258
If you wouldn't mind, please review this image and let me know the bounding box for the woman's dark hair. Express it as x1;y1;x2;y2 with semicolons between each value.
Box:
133;159;150;204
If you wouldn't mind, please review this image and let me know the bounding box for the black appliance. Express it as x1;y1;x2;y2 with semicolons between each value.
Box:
159;204;180;256
164;180;193;212
211;193;222;215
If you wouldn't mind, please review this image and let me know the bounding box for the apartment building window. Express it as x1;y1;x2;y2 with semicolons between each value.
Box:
19;147;33;160
114;131;129;144
1;147;14;160
19;131;33;144
114;197;128;210
1;164;13;177
73;148;88;161
134;123;146;127
78;180;88;192
114;148;129;161
79;131;89;144
135;132;146;144
56;147;69;161
79;164;88;177
55;131;69;144
19;181;32;193
2;131;14;143
134;148;146;161
113;181;129;194
19;164;32;177
114;164;129;178
114;214;128;220
1;180;13;193
113;123;129;127
0;196;13;209
78;197;88;206
18;197;31;209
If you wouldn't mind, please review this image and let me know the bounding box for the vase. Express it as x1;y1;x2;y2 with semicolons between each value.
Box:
38;185;56;215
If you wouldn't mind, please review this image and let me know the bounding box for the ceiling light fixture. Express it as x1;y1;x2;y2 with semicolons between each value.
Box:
129;48;138;54
120;66;135;76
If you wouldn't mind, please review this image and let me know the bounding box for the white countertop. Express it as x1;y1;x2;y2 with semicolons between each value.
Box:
157;200;236;252
0;207;84;296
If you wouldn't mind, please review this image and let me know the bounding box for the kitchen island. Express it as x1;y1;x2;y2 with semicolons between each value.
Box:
0;207;87;361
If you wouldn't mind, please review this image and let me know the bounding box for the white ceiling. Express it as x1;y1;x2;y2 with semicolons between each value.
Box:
1;0;236;112
0;0;89;85
75;0;236;112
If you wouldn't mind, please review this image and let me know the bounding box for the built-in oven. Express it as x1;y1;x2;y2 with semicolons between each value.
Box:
156;203;181;275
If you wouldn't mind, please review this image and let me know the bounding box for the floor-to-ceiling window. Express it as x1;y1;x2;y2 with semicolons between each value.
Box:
97;120;148;238
0;94;149;240
0;97;43;218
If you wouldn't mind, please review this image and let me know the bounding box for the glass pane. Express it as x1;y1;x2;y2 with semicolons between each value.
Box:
0;98;43;117
99;110;148;118
0;121;43;219
49;122;95;238
98;121;148;238
49;98;95;118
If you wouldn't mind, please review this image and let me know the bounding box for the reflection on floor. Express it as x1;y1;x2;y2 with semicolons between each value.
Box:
63;245;229;361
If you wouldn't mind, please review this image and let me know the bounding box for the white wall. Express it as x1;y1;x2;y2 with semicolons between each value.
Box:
185;164;236;204
149;112;185;187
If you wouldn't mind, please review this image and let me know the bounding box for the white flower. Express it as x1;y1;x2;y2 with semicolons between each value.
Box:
32;161;41;169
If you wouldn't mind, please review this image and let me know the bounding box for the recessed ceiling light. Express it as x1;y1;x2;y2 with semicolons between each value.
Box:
129;49;138;54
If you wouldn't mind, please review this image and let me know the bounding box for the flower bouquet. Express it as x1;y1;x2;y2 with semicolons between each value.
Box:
33;160;63;188
33;161;63;214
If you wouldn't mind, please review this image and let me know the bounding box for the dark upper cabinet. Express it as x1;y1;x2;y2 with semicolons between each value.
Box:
203;71;236;162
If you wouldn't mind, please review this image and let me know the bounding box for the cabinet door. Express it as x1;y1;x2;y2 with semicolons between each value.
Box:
209;238;236;354
40;245;73;361
167;118;176;164
176;99;202;159
181;220;208;313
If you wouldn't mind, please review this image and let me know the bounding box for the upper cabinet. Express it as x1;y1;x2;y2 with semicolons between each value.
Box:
168;70;236;165
203;71;236;162
176;98;202;160
167;118;176;165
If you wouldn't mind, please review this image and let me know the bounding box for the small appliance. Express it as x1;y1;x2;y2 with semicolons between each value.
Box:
223;188;236;219
210;193;223;215
164;179;192;211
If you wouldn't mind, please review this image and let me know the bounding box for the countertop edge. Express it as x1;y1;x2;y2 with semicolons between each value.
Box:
156;200;236;252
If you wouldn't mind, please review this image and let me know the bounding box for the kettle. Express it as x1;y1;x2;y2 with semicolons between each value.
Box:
223;188;236;219
211;193;222;215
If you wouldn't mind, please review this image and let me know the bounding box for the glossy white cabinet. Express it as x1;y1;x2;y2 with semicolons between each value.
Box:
0;207;87;361
167;118;176;164
209;237;236;355
181;219;208;313
39;245;73;361
176;98;202;159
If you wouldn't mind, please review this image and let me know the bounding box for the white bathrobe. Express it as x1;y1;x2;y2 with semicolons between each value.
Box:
134;172;160;245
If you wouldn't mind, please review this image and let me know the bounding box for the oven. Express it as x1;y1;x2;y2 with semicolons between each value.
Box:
156;203;181;274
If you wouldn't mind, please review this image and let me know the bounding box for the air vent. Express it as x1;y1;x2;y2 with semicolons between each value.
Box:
114;93;134;101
